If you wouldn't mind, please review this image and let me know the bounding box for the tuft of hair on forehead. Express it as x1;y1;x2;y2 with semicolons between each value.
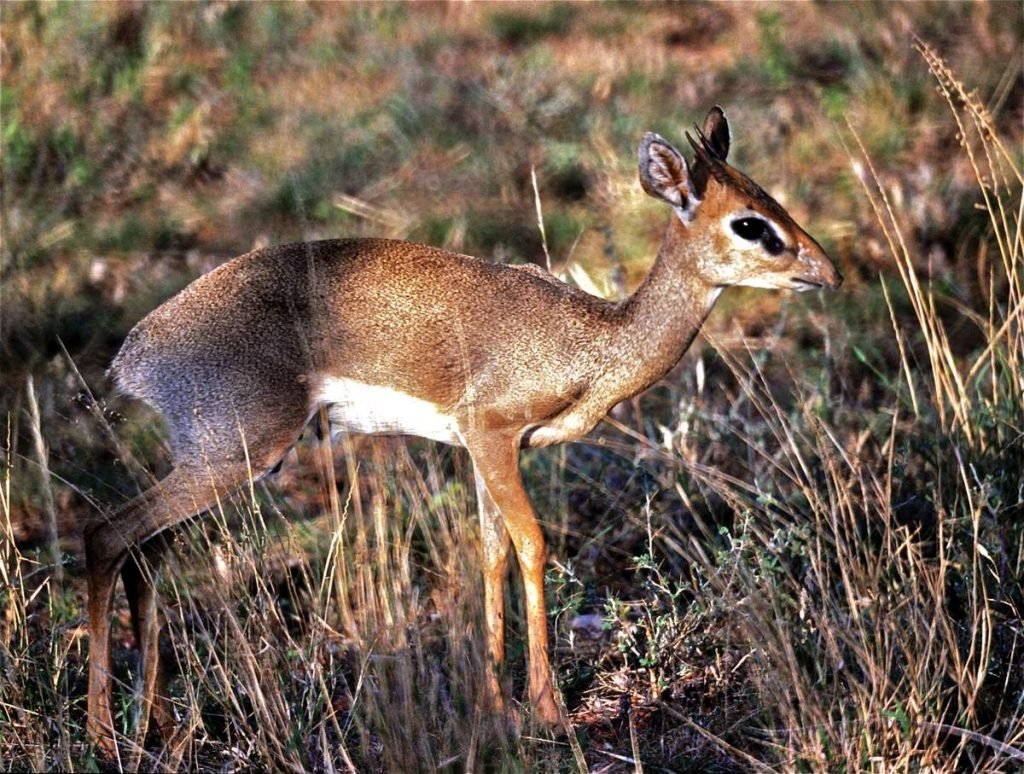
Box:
686;127;798;228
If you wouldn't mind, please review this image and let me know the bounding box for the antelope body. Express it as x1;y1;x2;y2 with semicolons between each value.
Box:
86;107;841;753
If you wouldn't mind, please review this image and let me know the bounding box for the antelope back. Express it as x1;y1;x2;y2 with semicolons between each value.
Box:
109;240;620;459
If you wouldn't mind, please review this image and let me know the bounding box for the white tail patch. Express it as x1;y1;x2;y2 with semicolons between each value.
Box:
314;376;461;446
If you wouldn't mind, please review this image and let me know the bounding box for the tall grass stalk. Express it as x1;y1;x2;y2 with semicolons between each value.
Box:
1;416;80;771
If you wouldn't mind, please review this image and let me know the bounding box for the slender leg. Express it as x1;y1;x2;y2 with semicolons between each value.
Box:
121;537;174;746
85;536;123;758
466;434;560;725
474;469;511;711
85;462;255;755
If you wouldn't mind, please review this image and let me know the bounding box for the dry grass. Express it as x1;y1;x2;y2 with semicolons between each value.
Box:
671;43;1023;770
2;3;1022;772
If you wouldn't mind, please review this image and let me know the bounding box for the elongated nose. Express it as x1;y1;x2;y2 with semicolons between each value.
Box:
824;260;843;290
801;239;843;290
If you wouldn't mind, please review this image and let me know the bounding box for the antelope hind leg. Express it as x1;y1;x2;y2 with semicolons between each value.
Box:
121;537;175;746
86;463;257;755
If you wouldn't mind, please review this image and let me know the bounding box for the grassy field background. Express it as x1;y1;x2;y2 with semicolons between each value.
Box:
2;2;1022;771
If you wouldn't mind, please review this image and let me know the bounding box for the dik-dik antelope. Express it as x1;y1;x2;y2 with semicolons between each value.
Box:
86;106;841;753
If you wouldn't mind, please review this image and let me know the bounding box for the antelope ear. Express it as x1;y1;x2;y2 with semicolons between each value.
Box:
638;132;697;214
689;106;732;199
702;106;731;160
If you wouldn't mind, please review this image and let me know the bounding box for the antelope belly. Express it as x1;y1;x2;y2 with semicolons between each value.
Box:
314;377;461;445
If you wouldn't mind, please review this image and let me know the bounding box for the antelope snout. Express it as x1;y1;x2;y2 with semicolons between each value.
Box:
816;263;843;290
799;246;843;290
822;258;843;290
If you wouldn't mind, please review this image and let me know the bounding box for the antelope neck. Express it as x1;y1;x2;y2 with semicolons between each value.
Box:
608;222;722;395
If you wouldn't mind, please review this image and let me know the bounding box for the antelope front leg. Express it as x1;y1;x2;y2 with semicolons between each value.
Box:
467;435;560;726
474;469;511;712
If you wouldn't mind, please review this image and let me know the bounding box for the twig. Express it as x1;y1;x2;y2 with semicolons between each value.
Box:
627;701;643;773
25;375;61;584
920;720;1024;763
531;165;552;272
590;748;676;774
660;704;774;773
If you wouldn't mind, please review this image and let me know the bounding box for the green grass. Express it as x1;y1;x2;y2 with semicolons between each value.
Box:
2;3;1022;771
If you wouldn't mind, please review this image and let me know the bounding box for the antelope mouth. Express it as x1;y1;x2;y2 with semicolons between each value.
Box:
790;278;824;292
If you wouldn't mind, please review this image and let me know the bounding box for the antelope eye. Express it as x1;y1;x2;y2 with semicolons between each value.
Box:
731;217;766;241
764;233;785;255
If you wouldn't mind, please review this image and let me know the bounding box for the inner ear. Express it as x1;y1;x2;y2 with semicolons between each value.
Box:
638;132;691;209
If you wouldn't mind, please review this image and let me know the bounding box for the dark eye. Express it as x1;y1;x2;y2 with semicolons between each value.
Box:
731;217;766;241
763;233;785;255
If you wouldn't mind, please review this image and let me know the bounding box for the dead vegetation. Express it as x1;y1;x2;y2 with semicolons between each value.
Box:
2;3;1022;771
